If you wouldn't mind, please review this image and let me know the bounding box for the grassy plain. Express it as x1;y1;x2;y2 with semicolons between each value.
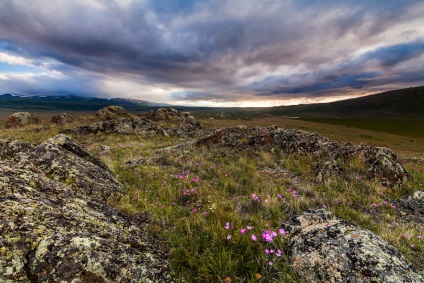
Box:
0;115;423;282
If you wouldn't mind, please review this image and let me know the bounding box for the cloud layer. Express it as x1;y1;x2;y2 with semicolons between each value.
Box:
0;0;423;106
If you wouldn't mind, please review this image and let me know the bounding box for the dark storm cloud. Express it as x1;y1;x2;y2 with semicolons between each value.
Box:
362;41;424;67
0;0;423;104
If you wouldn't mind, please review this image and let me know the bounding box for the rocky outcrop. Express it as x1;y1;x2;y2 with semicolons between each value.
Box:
314;159;343;182
196;126;411;186
30;134;125;200
5;112;41;128
282;209;423;283
96;106;131;120
62;117;170;136
51;113;78;125
141;108;202;136
0;135;172;282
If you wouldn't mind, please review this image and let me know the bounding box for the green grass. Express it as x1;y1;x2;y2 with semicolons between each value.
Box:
300;117;424;139
1;115;423;282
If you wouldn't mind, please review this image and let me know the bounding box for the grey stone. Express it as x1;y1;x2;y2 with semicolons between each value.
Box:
282;209;423;283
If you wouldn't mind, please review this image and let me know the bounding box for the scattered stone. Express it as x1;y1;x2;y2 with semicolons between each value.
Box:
51;112;78;125
5;112;41;128
99;145;113;154
282;209;423;283
0;135;173;282
96;106;131;120
62;117;170;136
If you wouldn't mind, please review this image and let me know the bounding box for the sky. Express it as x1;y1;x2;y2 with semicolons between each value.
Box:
0;0;424;107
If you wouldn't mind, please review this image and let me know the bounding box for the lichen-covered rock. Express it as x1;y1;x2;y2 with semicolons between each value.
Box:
62;118;170;137
366;152;412;186
141;108;202;136
282;209;423;283
196;126;411;186
196;125;249;147
96;106;131;120
30;134;124;200
0;139;34;159
397;191;424;225
0;135;173;282
5;112;41;128
314;159;343;182
51;113;78;125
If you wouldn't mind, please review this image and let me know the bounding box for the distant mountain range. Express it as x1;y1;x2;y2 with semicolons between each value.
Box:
0;94;171;113
1;86;423;118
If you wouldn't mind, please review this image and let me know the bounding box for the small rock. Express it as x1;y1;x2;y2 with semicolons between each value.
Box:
51;113;78;125
397;191;424;225
99;145;113;154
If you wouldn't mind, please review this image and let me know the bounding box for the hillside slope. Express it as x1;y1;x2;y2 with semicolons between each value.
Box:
265;86;424;118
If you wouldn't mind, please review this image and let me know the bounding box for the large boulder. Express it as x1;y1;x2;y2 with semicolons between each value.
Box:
62;118;170;136
51;113;78;125
96;106;131;120
282;210;423;283
141;108;202;136
5;112;41;128
0;135;172;282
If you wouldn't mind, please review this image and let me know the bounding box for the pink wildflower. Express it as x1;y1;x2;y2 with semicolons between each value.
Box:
268;262;273;266
402;233;407;238
226;235;231;240
276;249;282;257
225;222;230;229
251;235;257;241
240;228;246;234
262;230;277;242
279;228;285;235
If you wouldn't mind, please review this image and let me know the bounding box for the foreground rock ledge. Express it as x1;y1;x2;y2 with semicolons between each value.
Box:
282;209;423;283
0;135;172;282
